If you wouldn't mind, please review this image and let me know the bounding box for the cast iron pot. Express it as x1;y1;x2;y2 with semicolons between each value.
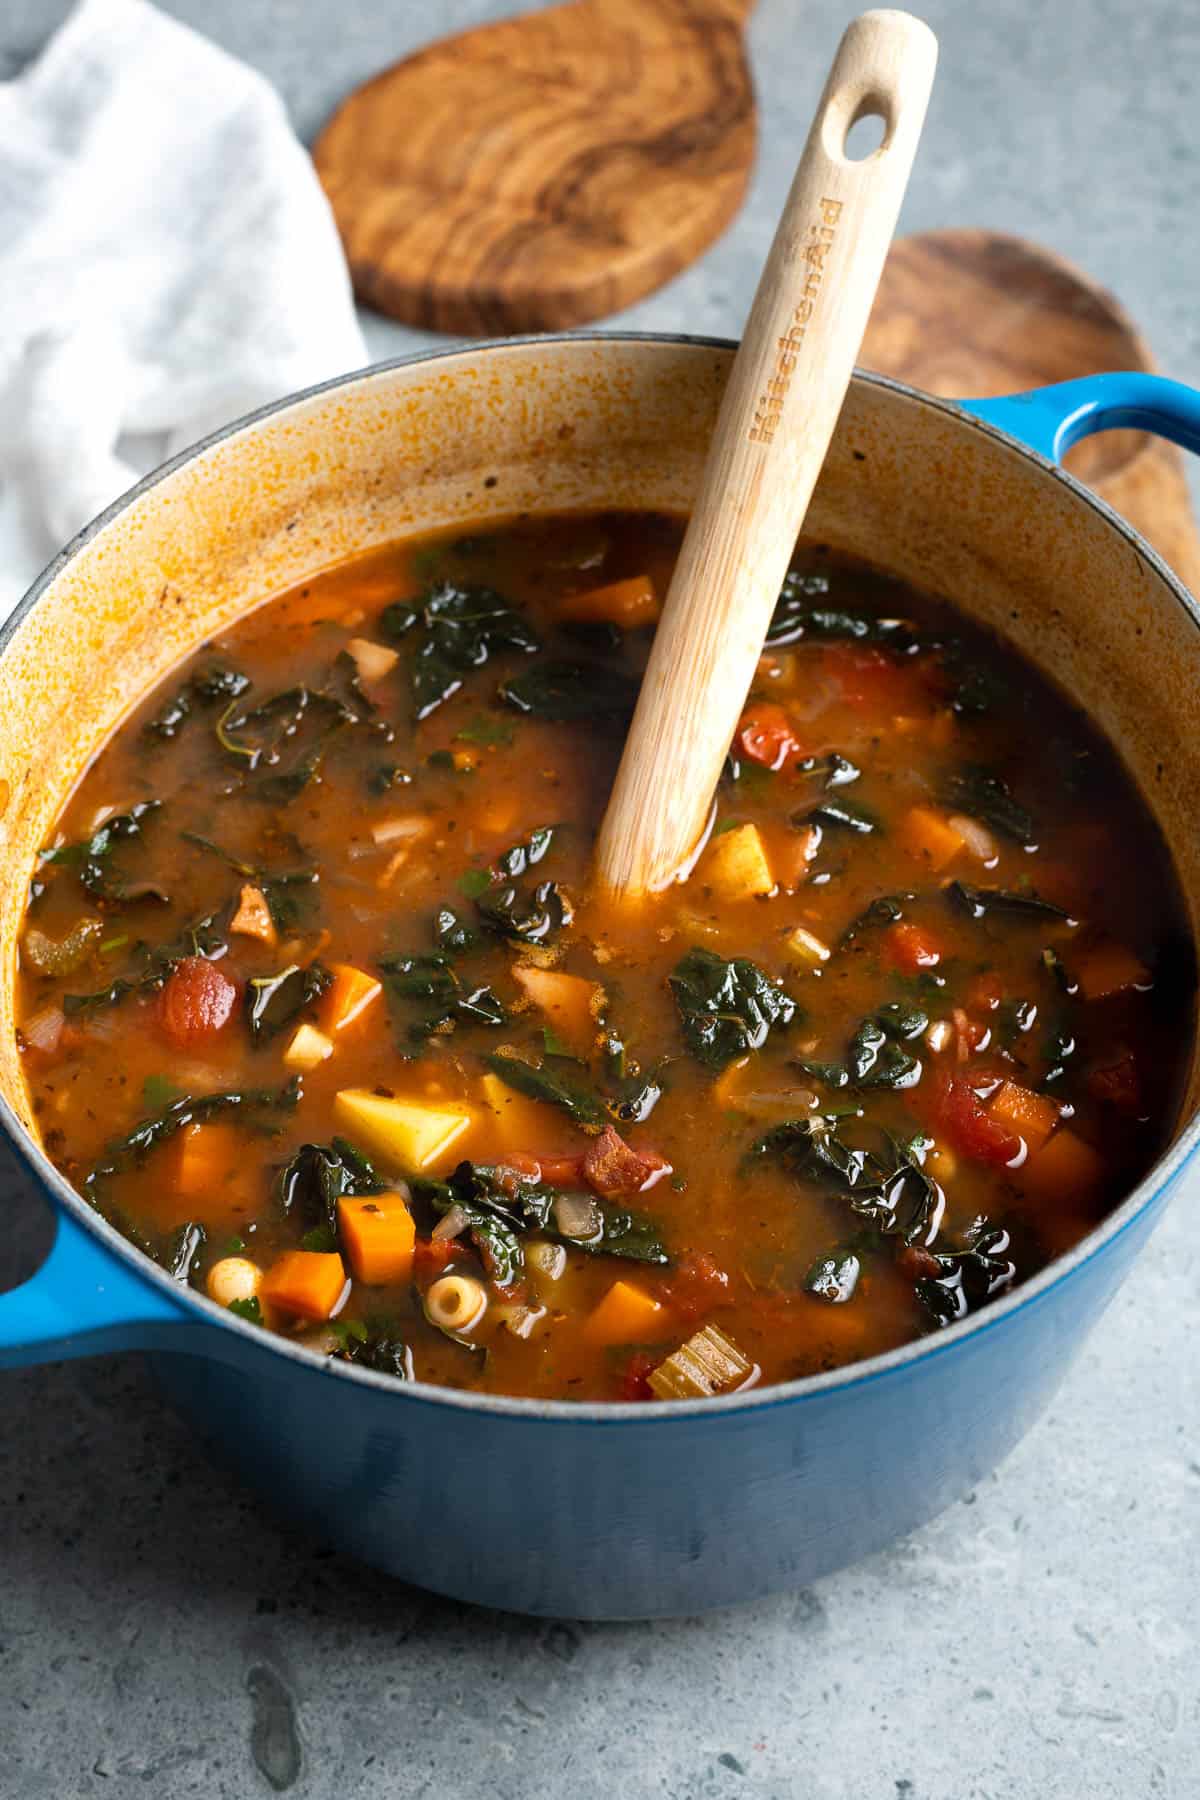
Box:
1;339;1199;1620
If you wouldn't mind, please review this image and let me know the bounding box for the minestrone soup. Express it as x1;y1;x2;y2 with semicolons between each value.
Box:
17;514;1194;1400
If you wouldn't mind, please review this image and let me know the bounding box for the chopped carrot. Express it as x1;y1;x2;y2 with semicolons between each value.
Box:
558;575;659;629
1073;942;1151;1000
229;883;277;946
338;1193;416;1285
512;963;604;1056
171;1121;242;1198
262;1250;349;1321
898;806;966;871
319;963;382;1036
988;1079;1059;1153
583;1279;671;1346
1020;1128;1107;1204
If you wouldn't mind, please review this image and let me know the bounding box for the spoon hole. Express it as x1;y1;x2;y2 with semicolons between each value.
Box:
843;107;888;161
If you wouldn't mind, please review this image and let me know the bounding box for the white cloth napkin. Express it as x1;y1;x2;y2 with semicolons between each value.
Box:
0;0;367;615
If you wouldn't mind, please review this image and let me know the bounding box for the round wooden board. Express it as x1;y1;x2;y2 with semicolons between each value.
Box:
863;229;1200;595
314;0;757;336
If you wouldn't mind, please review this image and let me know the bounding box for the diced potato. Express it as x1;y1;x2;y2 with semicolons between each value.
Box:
262;1250;349;1322
333;1088;473;1174
478;1070;562;1146
648;1324;756;1399
283;1022;334;1072
229;883;277;946
1074;942;1151;1001
583;1279;671;1346
346;637;399;683
512;962;605;1057
558;574;659;630
701;823;775;900
898;805;966;871
782;924;831;966
988;1079;1059;1152
1020;1128;1106;1204
319;964;382;1036
338;1192;416;1285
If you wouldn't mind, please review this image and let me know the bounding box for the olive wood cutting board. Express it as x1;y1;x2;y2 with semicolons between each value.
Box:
314;0;757;335
862;228;1200;596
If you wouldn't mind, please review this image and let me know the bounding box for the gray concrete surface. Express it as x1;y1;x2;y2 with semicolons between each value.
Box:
1;1;1198;1795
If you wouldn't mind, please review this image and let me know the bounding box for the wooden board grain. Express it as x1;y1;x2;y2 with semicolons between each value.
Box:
863;229;1200;597
313;0;757;336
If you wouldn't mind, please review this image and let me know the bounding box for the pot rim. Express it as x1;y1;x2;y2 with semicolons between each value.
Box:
6;329;1198;1422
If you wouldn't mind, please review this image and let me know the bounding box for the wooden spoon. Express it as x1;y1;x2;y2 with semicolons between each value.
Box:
861;229;1200;594
313;0;757;335
595;9;938;901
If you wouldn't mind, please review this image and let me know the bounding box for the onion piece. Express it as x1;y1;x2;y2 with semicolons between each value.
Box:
526;1240;567;1282
947;812;999;862
21;1005;64;1056
371;815;430;849
431;1203;469;1243
553;1192;601;1242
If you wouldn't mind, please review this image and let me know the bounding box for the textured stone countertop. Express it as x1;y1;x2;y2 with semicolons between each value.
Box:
1;2;1197;1796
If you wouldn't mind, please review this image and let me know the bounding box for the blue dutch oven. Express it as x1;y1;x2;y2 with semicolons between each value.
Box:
1;339;1198;1619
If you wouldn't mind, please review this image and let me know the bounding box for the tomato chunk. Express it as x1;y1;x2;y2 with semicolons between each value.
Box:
659;1250;731;1323
927;1071;1020;1166
883;920;943;972
1087;1053;1141;1113
736;703;804;771
823;643;925;709
618;1351;657;1401
157;956;239;1047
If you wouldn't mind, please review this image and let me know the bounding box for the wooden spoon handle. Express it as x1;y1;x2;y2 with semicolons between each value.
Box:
594;9;937;899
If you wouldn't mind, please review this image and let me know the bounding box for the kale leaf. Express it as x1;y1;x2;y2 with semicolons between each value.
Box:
767;568;917;649
379;950;506;1048
475;879;571;945
808;796;878;835
948;881;1071;923
182;832;320;929
803;1249;862;1303
62;909;227;1015
277;1137;385;1235
499;660;639;721
914;1223;1016;1326
485;1050;608;1129
145;664;251;742
837;892;914;949
750;1116;942;1247
669;947;797;1069
802;1003;926;1092
84;1080;300;1201
380;581;540;718
41;801;169;906
940;765;1034;845
247;961;333;1044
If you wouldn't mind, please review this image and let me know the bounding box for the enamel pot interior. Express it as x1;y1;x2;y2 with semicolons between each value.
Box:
2;335;1199;1275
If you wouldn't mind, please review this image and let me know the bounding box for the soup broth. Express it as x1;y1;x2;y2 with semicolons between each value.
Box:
16;514;1194;1401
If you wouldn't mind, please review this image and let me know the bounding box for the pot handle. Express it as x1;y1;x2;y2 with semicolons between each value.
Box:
960;371;1200;464
0;1204;191;1366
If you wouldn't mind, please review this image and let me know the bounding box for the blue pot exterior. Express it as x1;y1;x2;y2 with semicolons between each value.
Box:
148;1157;1176;1619
3;355;1200;1618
